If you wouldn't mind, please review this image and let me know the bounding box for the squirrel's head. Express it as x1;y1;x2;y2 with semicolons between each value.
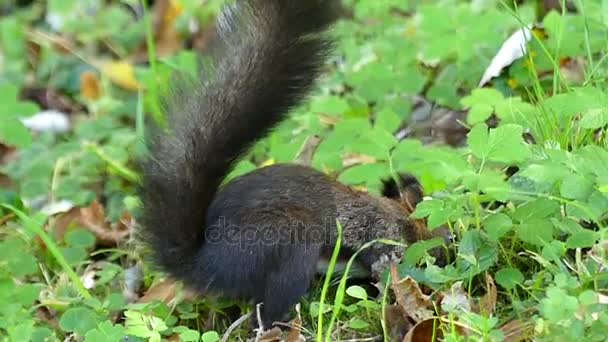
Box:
381;173;424;214
381;173;453;266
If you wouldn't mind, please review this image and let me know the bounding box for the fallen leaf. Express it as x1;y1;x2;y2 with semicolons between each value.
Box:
440;281;471;314
99;61;142;91
402;318;443;342
79;202;132;246
80;71;103;100
479;26;533;87
40;200;75;216
139;279;198;304
560;57;586;85
500;319;534;342
257;328;283;342
318;114;341;126
153;0;184;57
124;264;144;302
342;153;377;168
385;304;414;342
20;86;84;114
21;110;71;134
295;135;321;166
431;108;469;147
285;303;305;342
53;201;132;247
479;274;497;315
390;264;434;323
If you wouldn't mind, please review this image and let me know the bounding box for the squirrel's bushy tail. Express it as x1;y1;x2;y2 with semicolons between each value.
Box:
139;0;338;279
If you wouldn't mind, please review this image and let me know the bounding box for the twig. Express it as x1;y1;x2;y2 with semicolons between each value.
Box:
254;302;265;342
220;312;252;342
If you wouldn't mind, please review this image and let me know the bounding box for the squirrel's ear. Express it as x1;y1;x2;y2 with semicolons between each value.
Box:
381;177;400;199
382;173;424;212
398;174;424;212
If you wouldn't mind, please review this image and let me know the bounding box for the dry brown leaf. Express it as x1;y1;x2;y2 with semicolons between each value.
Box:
80;71;103;100
80;202;132;246
342;153;377;168
560;57;586;85
52;201;132;247
257;328;283;342
500;319;534;342
99;61;142;91
152;0;184;57
390;264;434;323
295;135;321;166
440;281;471;314
402;318;444;342
385;304;414;342
167;334;181;342
480;274;497;315
318;114;340;126
138;279;198;304
285;303;305;342
20;86;84;114
431;108;469;147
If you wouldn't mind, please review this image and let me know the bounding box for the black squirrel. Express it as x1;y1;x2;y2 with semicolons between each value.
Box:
139;0;448;330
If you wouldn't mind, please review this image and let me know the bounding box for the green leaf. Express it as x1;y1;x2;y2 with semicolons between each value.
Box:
412;198;462;229
516;219;554;246
65;229;96;249
495;267;524;290
540;287;579;322
375;107;402;133
467;123;530;164
461;88;504;125
578;290;599;306
566;230;599;249
0;238;39;277
7;320;35;341
348;318;370;330
463;169;511;202
338;163;390;186
0;118;32;148
59;307;99;336
403;238;446;265
201;331;220;342
580;108;608;129
542;241;567;262
84;321;126;342
61;247;88;266
14;284;42;306
346;285;368;300
512;198;560;223
457;230;497;276
173;326;200;342
560;173;594;200
310;95;350;116
31;327;54;342
483;213;513;241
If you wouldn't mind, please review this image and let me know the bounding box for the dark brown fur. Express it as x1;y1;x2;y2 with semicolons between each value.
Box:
138;0;447;330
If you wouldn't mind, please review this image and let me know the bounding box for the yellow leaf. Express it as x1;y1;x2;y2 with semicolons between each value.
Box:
100;61;141;91
507;78;519;89
80;71;103;100
164;0;183;25
261;158;275;167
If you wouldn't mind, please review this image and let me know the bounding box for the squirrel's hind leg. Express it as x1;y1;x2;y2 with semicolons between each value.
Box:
253;244;321;330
